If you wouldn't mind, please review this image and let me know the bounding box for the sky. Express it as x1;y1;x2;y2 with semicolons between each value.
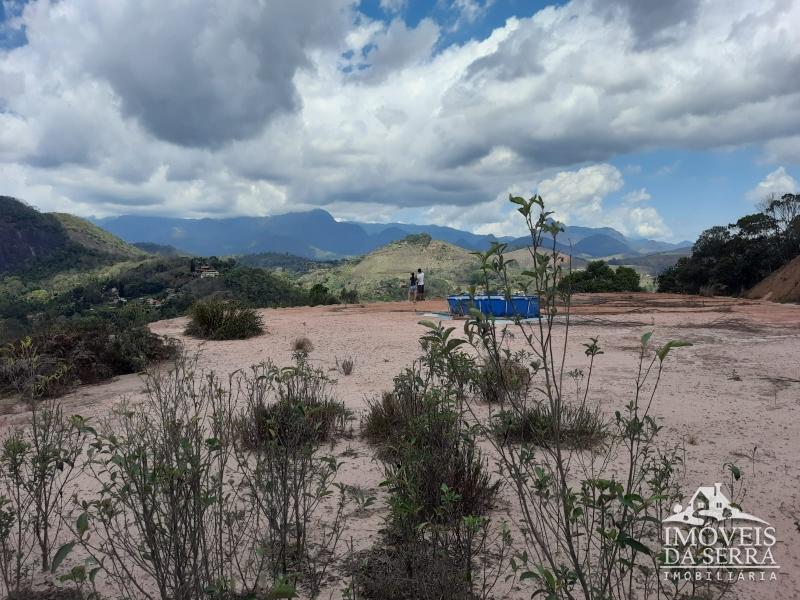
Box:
0;0;799;242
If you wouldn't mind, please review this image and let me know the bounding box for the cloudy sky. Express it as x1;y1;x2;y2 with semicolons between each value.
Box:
1;0;798;241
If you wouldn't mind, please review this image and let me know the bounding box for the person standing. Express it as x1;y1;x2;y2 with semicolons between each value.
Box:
408;272;417;303
416;268;425;301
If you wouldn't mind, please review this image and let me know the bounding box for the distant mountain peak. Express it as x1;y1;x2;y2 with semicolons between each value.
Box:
89;208;692;261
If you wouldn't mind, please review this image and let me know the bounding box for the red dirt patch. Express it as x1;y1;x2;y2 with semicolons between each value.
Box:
747;255;800;303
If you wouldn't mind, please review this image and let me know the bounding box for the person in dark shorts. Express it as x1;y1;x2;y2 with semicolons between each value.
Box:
416;268;425;300
408;272;417;303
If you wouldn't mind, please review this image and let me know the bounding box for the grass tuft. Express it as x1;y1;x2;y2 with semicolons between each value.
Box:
185;300;263;340
492;402;607;449
476;355;531;404
293;336;314;353
336;355;356;375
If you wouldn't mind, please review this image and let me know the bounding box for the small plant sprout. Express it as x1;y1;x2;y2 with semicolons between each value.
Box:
336;356;356;375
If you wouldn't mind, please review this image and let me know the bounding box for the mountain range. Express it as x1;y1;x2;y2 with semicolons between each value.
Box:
95;209;691;260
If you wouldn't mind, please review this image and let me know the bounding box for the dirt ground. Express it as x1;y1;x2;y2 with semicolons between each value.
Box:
2;293;799;599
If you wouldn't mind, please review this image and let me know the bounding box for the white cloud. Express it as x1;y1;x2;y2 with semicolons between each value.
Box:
621;206;670;238
379;0;407;14
537;164;624;222
762;137;800;167
747;167;799;201
533;164;670;238
393;164;670;240
451;0;494;29
350;18;440;82
621;188;651;203
0;0;797;239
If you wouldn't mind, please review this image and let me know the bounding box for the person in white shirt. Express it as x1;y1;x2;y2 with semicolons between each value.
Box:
416;268;425;300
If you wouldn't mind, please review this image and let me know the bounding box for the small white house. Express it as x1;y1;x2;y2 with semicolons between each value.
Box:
664;483;768;526
198;265;220;279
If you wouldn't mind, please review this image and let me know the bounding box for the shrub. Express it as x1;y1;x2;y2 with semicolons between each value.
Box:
5;589;84;599
238;356;346;450
1;324;177;399
185;300;263;340
357;329;504;600
232;357;347;591
79;355;347;600
293;336;314;353
465;194;692;600
491;402;607;449
361;392;406;447
40;322;176;386
308;283;339;306
354;541;474;600
361;369;429;449
336;355;355;375
339;287;359;304
474;353;531;405
0;337;72;400
0;382;89;594
384;410;499;529
559;260;641;293
243;399;345;448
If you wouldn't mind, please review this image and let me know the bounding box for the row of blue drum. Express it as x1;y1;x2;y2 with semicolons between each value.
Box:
446;294;540;318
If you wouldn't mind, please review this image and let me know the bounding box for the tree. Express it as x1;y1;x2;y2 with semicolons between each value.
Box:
559;261;641;293
762;193;800;233
657;192;800;295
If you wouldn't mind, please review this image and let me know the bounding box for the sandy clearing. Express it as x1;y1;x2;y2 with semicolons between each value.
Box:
2;293;799;599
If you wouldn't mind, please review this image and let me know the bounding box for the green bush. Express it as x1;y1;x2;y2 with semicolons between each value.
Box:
238;355;347;450
559;260;641;293
308;283;339;306
1;322;177;399
475;353;531;404
492;402;607;449
357;325;505;600
367;331;499;527
361;369;429;450
185;300;264;340
339;287;359;304
384;410;499;529
658;194;800;295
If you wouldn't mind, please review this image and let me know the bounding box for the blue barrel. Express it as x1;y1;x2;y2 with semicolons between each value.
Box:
488;296;507;316
512;296;540;317
447;295;540;318
446;295;472;316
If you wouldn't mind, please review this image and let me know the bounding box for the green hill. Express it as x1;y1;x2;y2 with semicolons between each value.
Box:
299;234;474;300
0;196;147;278
53;212;146;259
298;234;588;301
608;247;692;276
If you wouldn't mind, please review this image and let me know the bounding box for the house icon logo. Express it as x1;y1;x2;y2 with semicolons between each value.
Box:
661;482;778;582
663;482;768;527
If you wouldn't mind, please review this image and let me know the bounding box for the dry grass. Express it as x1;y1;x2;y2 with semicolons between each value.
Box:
336;355;356;375
293;336;314;353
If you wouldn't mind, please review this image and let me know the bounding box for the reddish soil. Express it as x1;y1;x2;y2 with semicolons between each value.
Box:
2;293;799;599
748;256;800;303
